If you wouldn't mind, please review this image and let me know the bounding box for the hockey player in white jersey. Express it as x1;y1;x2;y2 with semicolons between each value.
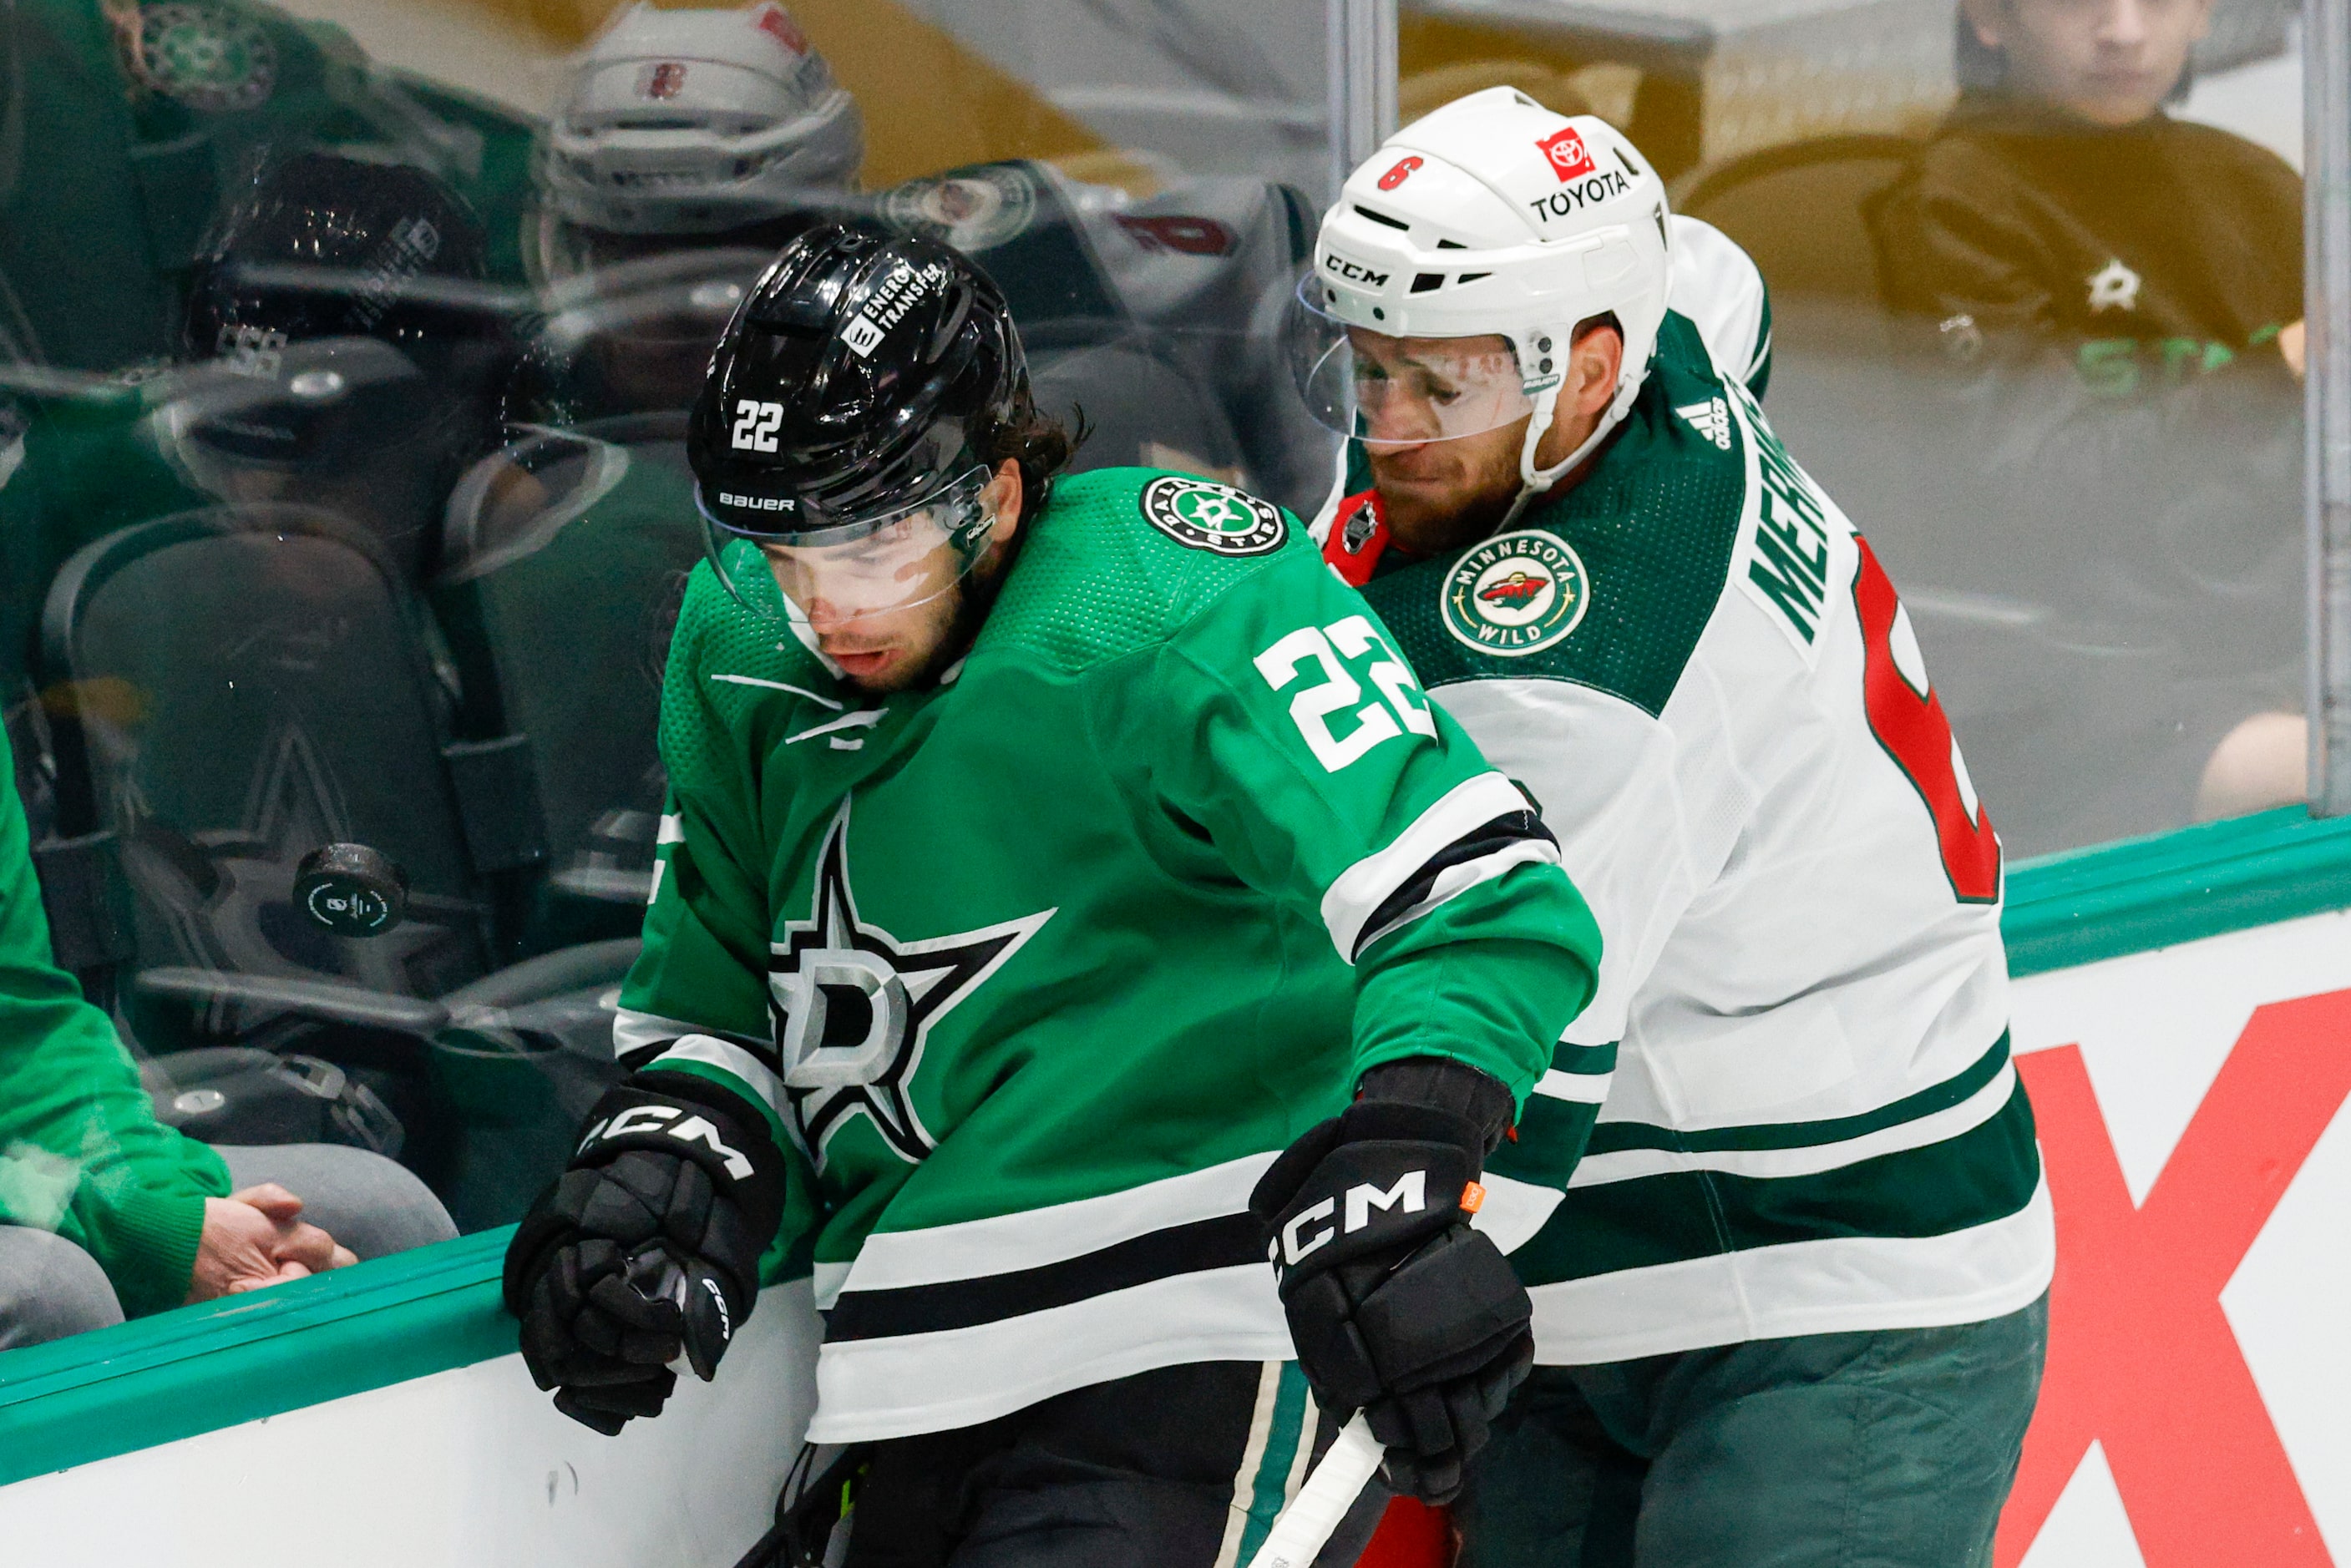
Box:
1289;89;2052;1563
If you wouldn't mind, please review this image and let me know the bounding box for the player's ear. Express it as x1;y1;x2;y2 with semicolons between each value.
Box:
984;458;1024;546
1566;322;1624;422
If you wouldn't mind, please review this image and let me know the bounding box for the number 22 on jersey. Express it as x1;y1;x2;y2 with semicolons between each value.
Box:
1256;615;1437;772
1854;538;2001;903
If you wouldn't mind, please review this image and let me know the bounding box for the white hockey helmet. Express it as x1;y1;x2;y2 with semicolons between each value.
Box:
1287;88;1673;505
535;2;862;265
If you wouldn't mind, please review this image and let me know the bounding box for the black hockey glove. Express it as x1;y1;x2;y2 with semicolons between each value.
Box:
503;1075;786;1434
1249;1059;1533;1505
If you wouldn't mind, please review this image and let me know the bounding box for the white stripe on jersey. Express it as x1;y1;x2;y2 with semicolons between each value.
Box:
612;1004;704;1058
1535;1067;1615;1105
1527;1176;2055;1366
836;1151;1278;1293
1472;1171;1568;1256
647;1034;789;1115
1353;839;1561;957
1319;771;1546;962
808;1263;1292;1443
710;671;844;709
1569;1059;2017;1187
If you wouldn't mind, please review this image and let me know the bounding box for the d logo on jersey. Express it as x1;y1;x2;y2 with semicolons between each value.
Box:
1442;529;1591;656
772;802;1054;1166
1139;475;1288;557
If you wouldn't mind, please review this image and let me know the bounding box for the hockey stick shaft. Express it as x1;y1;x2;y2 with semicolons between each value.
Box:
1244;1413;1384;1568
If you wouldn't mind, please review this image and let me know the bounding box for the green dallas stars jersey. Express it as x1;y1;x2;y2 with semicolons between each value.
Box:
1320;313;2050;1365
616;466;1602;1443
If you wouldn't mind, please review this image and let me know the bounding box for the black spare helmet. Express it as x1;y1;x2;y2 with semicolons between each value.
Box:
180;152;513;470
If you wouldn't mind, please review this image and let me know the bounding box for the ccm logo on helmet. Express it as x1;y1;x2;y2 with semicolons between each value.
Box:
1537;127;1598;181
1279;1169;1427;1267
577;1103;757;1183
1528;169;1629;223
1325;253;1391;287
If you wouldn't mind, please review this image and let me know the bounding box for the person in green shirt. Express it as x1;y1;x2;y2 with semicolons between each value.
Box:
0;722;459;1348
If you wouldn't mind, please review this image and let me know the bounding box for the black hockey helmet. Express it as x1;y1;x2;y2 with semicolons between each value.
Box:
180;152;514;469
687;219;1029;622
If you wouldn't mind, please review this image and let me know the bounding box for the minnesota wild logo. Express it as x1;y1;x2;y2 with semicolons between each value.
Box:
1442;529;1589;656
1139;475;1286;557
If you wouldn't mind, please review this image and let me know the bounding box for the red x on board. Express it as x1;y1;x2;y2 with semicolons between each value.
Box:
2000;990;2351;1566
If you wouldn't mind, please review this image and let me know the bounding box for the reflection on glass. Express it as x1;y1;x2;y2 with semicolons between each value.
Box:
0;0;1338;1298
1867;0;2307;852
1654;0;2308;857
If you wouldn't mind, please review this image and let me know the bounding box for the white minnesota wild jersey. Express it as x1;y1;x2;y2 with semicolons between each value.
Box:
1320;308;2054;1363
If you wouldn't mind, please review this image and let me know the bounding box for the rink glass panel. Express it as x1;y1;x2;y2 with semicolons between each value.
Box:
0;0;1339;1249
1401;0;2315;859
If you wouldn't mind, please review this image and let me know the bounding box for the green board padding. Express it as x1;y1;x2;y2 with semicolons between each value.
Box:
2002;805;2351;976
0;1227;516;1487
11;804;2351;1483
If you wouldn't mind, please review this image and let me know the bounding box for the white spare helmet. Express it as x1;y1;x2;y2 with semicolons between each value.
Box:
536;2;862;255
1287;88;1673;512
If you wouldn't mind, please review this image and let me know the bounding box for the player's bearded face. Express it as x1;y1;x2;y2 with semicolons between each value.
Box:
1349;331;1533;549
762;473;1019;694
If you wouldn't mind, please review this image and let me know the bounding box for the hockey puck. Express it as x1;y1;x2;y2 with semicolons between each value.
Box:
293;843;408;938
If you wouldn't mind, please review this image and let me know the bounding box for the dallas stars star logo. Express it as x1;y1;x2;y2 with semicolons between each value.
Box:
771;802;1053;1168
2086;256;2142;314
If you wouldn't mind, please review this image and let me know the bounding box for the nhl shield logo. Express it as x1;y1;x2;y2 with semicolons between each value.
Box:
1139;475;1287;557
1442;529;1589;656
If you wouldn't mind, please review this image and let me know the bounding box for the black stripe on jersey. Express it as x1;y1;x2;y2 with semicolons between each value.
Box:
822;1212;1265;1342
617;1038;679;1073
1354;809;1559;960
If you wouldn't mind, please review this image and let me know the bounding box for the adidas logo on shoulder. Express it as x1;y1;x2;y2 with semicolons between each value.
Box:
1676;397;1733;452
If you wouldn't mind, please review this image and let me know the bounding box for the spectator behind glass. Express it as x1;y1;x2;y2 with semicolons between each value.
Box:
1867;0;2309;847
0;724;456;1350
1876;0;2303;382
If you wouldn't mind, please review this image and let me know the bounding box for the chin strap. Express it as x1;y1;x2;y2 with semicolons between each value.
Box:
1502;371;1640;530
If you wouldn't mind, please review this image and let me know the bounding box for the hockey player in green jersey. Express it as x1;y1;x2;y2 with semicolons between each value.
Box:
1290;91;2051;1565
499;220;1606;1565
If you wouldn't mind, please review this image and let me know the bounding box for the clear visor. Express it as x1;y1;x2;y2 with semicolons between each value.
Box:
1282;278;1535;445
699;467;1000;628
